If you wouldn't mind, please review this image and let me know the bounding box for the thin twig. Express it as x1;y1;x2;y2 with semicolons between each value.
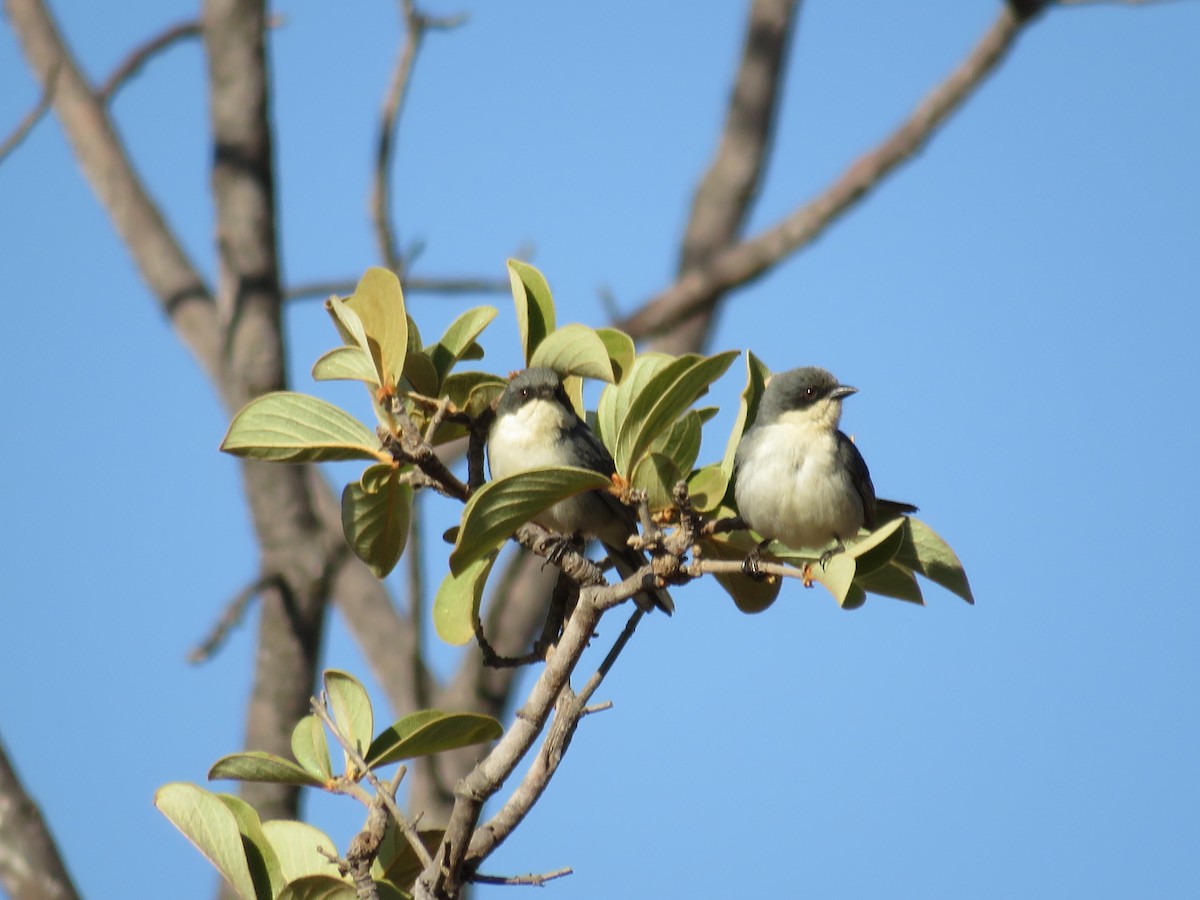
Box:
621;6;1028;340
285;275;511;303
95;19;201;101
472;867;573;887
0;61;58;164
372;1;468;271
187;573;281;663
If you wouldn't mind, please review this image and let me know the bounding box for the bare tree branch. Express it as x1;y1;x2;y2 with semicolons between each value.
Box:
372;1;467;272
658;0;800;354
95;19;201;101
4;0;219;371
286;275;511;303
621;6;1026;341
0;60;57;164
0;734;80;900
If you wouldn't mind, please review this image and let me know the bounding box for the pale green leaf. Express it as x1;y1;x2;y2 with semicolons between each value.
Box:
720;350;771;481
847;515;906;577
311;346;380;385
528;323;616;382
595;352;676;451
894;517;975;604
324;669;374;765
341;466;412;578
402;349;440;398
699;532;782;614
687;464;729;514
651;408;703;476
323;296;372;361
274;875;358;900
217;795;284;900
630;452;681;513
812;552;858;607
154;783;263;900
343;267;408;388
220;392;382;463
508;259;556;363
614;350;739;474
433;550;497;645
366;710;503;768
840;582;868;610
857;562;925;605
448;466;612;575
261;820;342;886
290;715;332;783
208;752;327;787
595;327;635;383
427;306;498;385
376;828;444;890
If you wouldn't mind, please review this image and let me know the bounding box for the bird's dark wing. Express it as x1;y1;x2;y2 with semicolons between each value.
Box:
835;429;877;530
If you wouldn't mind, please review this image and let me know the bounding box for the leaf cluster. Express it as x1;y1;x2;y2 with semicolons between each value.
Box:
155;670;500;899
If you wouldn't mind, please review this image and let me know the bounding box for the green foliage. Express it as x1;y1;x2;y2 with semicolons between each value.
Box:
433;549;498;646
366;710;504;767
341;465;412;578
508;258;556;363
220;392;384;464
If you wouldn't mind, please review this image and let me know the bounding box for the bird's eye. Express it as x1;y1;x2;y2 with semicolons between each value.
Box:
803;387;818;400
519;387;530;398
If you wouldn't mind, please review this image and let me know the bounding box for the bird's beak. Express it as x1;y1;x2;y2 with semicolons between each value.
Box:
831;384;858;400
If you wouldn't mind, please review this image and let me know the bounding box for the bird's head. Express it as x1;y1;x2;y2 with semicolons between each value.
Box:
758;366;857;431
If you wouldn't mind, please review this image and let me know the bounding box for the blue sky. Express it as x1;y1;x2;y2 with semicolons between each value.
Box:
2;1;1198;898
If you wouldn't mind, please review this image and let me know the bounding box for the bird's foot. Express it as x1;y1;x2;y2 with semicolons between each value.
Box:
818;537;847;570
741;538;773;581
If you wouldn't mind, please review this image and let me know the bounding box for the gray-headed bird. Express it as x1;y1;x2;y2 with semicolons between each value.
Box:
488;367;674;614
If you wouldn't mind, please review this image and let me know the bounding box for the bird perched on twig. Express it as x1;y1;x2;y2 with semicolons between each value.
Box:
487;367;674;614
734;366;913;564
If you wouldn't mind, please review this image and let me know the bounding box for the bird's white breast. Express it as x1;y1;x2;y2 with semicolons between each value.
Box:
487;398;574;479
735;416;864;551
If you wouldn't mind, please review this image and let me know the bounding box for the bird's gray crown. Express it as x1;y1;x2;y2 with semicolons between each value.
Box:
496;367;570;416
757;366;854;421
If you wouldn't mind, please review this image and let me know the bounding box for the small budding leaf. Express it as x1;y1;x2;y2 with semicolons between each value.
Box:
342;267;409;388
311;346;380;385
220;392;383;464
365;709;503;768
433;549;497;645
508;259;556;363
448;466;613;575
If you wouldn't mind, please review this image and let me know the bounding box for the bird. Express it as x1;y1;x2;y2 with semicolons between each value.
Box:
487;367;674;614
734;366;912;564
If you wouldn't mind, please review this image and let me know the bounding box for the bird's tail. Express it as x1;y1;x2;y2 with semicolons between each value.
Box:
605;542;674;615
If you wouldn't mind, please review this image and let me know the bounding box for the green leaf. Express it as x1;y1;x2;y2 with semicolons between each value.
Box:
290;715;332;783
366;710;503;768
343;267;409;388
687;464;729;514
402;349;440;398
217;794;284;900
651;408;703;477
341;465;412;578
208;752;327;788
894;517;975;604
433;550;497;645
448;466;612;575
508;259;556;363
630;452;681;513
274;875;358;900
428;306;498;385
812;553;858;607
261;820;342;886
595;352;676;450
220;392;382;463
323;669;374;767
155;783;265;900
311;346;380;385
720;350;772;483
528;323;616;382
443;371;507;413
614;350;739;474
857;562;925;605
595;327;636;383
840;582;868;611
376;828;444;890
699;532;782;614
847;515;906;577
324;296;373;364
